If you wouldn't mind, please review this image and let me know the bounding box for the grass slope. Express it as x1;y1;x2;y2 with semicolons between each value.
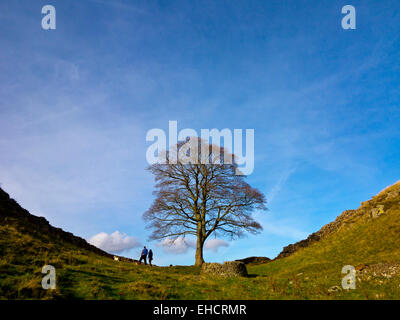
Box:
1;182;400;299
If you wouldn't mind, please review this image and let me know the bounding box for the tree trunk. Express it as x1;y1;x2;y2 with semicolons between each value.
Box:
195;235;204;266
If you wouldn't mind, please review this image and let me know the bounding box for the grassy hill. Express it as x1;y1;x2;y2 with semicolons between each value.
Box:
1;182;400;300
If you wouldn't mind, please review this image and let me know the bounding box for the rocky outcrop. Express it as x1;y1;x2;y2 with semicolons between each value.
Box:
201;261;248;277
235;256;271;265
356;263;400;280
370;205;385;219
276;181;400;259
0;188;113;259
276;232;321;259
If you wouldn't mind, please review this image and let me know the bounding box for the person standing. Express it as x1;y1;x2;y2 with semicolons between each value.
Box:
148;249;153;267
139;246;148;265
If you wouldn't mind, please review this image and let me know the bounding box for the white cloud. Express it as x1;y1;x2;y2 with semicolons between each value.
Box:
204;239;229;252
158;237;196;254
158;237;229;254
88;231;141;253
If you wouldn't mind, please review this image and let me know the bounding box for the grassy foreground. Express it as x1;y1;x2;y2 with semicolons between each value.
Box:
1;182;400;299
1;207;400;300
1;238;400;300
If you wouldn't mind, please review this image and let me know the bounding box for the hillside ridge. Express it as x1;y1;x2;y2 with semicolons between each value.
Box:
276;181;400;259
0;188;112;258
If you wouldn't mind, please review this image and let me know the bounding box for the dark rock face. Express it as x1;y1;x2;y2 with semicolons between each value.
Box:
0;188;113;259
201;261;248;277
235;256;271;265
276;233;321;259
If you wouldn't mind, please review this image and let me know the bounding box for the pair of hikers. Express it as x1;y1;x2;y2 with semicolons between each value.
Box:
139;246;153;266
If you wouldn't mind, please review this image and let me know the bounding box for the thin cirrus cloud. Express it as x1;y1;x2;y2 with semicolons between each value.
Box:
204;239;229;252
158;238;196;254
158;237;229;254
88;231;141;254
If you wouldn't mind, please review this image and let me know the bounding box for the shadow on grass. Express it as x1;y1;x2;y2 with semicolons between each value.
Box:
57;268;123;299
66;269;125;282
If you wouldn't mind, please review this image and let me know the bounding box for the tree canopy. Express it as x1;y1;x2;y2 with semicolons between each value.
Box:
144;138;266;265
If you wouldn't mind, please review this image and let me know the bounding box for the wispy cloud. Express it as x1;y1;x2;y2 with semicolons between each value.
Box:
262;222;309;240
87;0;148;14
157;237;230;254
205;239;229;252
266;166;297;203
158;237;196;254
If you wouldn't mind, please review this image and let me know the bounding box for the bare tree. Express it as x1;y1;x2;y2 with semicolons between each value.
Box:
143;138;266;266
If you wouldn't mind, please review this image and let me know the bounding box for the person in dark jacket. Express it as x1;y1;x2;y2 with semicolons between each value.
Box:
148;249;153;267
139;246;148;265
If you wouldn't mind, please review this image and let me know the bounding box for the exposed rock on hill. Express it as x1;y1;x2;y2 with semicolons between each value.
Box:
276;181;400;259
235;256;271;265
357;263;400;281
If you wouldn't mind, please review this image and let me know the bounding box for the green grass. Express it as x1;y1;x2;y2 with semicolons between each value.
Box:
1;182;400;300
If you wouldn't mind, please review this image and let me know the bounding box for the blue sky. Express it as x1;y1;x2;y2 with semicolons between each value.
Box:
0;0;399;265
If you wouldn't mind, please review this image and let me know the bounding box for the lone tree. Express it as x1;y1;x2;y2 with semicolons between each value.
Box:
144;138;266;266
